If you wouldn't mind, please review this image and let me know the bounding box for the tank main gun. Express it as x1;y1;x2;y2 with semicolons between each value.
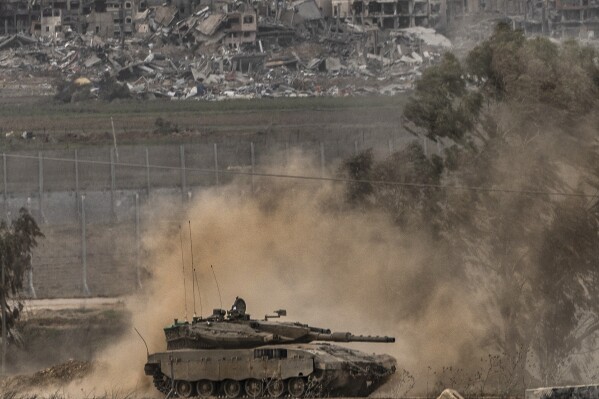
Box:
304;332;395;343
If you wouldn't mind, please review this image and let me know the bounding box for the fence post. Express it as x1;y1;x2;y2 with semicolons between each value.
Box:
250;142;255;194
388;139;394;155
74;150;80;220
423;137;428;157
135;192;142;289
180;145;186;201
110;148;116;221
28;266;36;299
3;153;7;222
38;151;45;223
320;142;325;178
285;141;289;166
354;140;359;155
145;147;151;197
1;259;5;376
81;194;90;297
214;143;219;186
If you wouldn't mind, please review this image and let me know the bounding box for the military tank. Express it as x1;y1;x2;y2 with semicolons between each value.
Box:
144;297;396;398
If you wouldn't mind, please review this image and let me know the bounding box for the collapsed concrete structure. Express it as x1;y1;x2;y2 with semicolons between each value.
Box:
0;5;453;100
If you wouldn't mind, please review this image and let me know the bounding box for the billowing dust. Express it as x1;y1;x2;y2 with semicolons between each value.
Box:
59;155;487;397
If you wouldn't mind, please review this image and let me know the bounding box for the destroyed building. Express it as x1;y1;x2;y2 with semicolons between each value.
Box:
223;10;257;46
2;0;599;37
331;0;442;29
0;0;596;106
0;0;447;36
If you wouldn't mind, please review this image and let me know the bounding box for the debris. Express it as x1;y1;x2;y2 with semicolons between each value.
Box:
84;54;102;68
196;13;227;36
396;27;453;48
325;57;342;72
154;5;178;27
74;77;92;86
0;34;38;50
525;385;599;399
0;359;93;392
0;0;453;101
437;389;465;399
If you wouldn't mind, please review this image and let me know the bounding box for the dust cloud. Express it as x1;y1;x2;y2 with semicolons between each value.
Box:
67;154;488;397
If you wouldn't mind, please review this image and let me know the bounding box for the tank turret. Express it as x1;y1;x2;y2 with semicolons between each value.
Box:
163;297;395;350
145;297;397;398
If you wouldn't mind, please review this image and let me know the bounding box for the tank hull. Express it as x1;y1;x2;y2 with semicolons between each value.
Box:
145;343;396;398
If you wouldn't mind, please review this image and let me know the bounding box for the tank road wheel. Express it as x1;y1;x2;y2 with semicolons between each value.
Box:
196;380;215;398
266;378;285;398
223;379;242;398
244;378;263;398
287;377;306;398
176;380;194;398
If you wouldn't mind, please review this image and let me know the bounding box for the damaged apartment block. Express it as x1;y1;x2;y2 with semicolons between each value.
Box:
223;10;257;47
332;0;441;29
1;0;443;38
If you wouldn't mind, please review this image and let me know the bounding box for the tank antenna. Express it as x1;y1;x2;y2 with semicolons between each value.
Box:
188;221;197;317
210;264;223;310
179;226;188;322
193;267;203;317
134;327;149;358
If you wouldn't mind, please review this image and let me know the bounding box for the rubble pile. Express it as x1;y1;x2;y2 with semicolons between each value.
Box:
0;360;93;392
0;4;452;101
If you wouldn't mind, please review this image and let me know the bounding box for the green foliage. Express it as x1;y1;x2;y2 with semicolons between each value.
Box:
0;208;44;344
404;53;483;142
466;23;526;95
465;23;599;116
339;149;374;205
338;143;444;232
53;78;91;104
154;117;179;135
371;143;444;229
98;76;131;102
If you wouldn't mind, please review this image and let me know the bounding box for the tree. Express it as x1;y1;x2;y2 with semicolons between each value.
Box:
0;208;43;357
338;143;444;231
407;24;599;389
344;23;599;392
404;53;483;143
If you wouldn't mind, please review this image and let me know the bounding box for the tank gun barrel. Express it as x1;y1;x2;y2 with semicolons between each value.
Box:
309;332;395;343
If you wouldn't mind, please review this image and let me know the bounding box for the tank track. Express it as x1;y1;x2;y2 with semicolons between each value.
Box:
153;371;176;396
150;374;328;398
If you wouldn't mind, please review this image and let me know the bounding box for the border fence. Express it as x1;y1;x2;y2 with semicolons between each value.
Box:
3;131;437;298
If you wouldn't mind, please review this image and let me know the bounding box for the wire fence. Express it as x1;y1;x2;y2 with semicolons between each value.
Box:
5;133;428;299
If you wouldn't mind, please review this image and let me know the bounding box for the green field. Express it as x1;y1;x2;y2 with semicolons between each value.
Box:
0;95;409;150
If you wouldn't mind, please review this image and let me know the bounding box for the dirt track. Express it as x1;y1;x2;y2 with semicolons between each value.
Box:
6;302;130;376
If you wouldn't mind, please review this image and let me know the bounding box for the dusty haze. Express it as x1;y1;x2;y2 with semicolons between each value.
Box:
60;155;490;398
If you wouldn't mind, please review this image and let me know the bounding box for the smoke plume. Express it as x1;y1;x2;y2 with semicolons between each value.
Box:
58;154;491;398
